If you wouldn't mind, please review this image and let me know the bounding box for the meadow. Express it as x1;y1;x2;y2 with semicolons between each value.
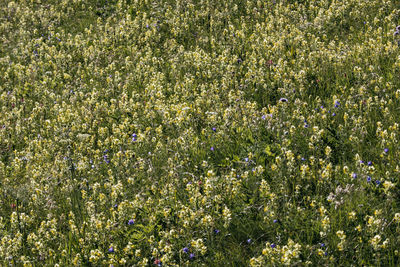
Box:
1;0;400;265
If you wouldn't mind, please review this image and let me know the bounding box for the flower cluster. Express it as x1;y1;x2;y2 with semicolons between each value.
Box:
0;0;400;265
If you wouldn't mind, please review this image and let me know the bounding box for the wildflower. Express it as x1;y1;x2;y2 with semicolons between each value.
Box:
367;161;372;166
270;243;276;248
245;157;249;162
384;148;389;153
352;173;357;179
367;176;372;182
108;247;114;253
279;98;288;102
189;253;195;259
212;127;216;132
393;213;400;223
334;101;340;108
132;133;137;142
376;180;381;185
336;230;346;240
383;181;395;192
395;26;400;35
214;229;220;234
247;239;252;244
128;219;134;225
103;154;109;163
183;247;189;253
210;146;214;151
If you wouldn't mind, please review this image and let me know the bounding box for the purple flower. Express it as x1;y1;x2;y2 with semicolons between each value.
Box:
261;115;266;120
132;133;137;142
183;247;189;253
214;229;220;234
332;113;336;116
367;176;372;183
279;98;288;102
273;219;278;223
384;148;389;153
334;101;340;108
396;25;400;31
212;127;216;132
128;219;134;225
247;239;252;244
320;243;325;247
352;173;357;179
271;243;276;248
189;253;195;259
376;180;381;185
367;161;372;166
210;146;214;151
103;154;110;163
108;247;114;253
245;157;249;162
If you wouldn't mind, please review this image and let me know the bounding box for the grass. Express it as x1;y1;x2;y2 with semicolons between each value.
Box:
0;0;400;266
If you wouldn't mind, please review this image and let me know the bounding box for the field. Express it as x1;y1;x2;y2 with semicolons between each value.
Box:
1;0;400;266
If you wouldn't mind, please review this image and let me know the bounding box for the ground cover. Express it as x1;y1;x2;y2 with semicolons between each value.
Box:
1;0;400;265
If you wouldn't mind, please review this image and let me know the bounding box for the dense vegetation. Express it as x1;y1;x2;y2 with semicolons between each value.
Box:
1;0;400;265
